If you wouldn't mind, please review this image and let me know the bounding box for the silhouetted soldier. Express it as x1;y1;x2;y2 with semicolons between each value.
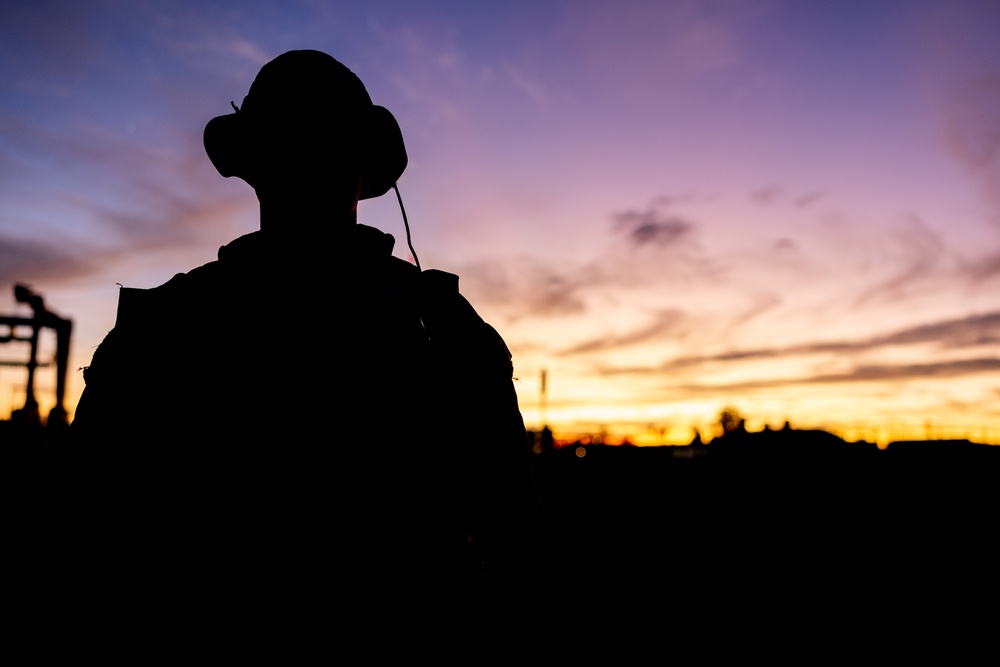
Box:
69;50;545;624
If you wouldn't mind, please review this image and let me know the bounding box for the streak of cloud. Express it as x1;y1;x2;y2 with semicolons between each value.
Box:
612;207;695;249
852;215;950;306
878;311;1000;348
672;358;1000;395
751;185;781;205
458;256;597;319
558;308;688;355
0;237;93;284
597;308;1000;375
794;191;823;207
944;70;1000;225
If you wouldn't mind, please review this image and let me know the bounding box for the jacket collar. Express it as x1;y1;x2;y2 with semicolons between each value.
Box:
217;224;397;265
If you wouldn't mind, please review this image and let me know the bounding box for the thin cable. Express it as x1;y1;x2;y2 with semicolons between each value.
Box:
393;183;421;271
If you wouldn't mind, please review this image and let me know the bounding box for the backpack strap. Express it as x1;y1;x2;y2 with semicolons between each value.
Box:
416;268;547;591
418;268;513;376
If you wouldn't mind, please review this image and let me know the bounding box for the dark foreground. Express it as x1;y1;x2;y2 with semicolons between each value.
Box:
4;422;998;636
533;430;1000;620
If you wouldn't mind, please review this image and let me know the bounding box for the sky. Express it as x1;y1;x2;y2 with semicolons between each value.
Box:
2;0;1000;445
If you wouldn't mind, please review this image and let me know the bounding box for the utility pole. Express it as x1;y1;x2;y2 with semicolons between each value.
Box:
540;368;547;430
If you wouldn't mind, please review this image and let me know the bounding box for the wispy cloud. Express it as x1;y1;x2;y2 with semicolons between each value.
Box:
503;62;551;109
0;91;247;269
558;308;688;355
852;214;951;306
611;206;695;249
671;357;1000;395
597;308;1000;376
0;237;94;284
794;191;824;208
751;185;781;205
458;255;598;319
944;69;1000;226
751;185;824;208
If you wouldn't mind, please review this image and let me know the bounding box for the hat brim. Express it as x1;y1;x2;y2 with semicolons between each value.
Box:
203;105;407;200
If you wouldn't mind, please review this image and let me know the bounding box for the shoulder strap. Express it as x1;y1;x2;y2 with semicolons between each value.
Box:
418;268;512;366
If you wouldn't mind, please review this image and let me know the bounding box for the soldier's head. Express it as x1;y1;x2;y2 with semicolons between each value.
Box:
203;50;407;211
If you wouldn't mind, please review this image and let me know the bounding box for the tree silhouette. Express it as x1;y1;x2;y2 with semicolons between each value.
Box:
718;406;744;435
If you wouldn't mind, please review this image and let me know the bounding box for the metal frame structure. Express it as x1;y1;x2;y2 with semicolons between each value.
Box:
0;284;72;425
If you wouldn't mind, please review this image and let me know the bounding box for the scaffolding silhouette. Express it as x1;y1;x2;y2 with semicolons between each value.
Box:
0;284;72;426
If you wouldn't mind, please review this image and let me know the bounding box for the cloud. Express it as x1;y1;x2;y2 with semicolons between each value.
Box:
0;3;101;81
967;252;1000;282
0;237;94;284
557;308;687;355
877;311;1000;347
793;191;823;208
672;358;1000;395
752;185;824;207
559;0;765;101
777;309;1000;355
942;68;1000;233
751;185;781;205
0;150;23;182
0;99;247;261
457;256;596;319
813;358;1000;382
150;9;273;77
611;207;695;248
458;200;709;327
945;71;1000;176
503;62;551;109
597;308;1000;376
852;215;950;306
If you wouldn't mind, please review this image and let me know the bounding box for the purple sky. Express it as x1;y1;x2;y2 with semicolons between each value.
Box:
2;0;1000;443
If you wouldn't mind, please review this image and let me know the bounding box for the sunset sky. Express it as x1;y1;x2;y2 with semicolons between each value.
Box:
2;0;1000;444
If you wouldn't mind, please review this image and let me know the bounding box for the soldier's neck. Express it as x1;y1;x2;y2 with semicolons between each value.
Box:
257;196;358;239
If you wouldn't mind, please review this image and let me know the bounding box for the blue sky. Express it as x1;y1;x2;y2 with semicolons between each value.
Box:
2;0;1000;443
